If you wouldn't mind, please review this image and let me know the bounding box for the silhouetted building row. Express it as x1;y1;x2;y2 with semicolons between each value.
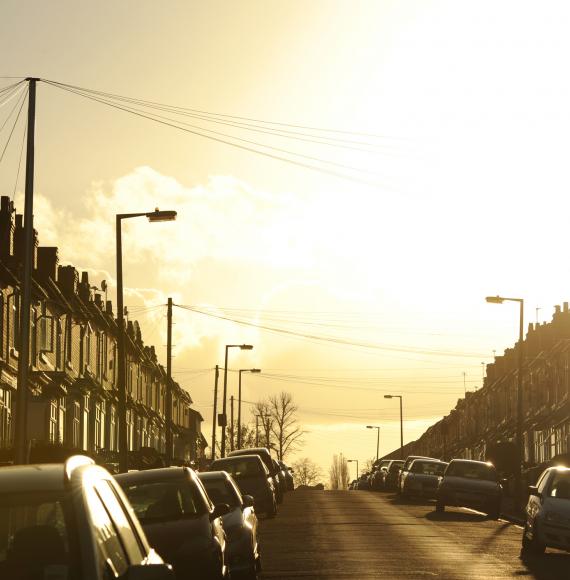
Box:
383;304;570;472
0;196;207;464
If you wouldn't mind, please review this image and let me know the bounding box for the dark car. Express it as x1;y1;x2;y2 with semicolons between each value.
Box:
400;459;448;498
116;467;229;580
278;460;295;491
383;460;405;491
210;455;277;517
0;455;173;580
199;471;261;579
436;459;502;518
397;455;436;494
228;448;282;504
370;460;391;490
273;459;288;501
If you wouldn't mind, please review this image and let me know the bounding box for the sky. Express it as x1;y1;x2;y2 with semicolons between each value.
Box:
2;0;570;479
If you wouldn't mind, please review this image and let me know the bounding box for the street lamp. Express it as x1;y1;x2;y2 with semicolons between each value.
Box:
486;294;524;504
116;209;177;473
366;425;381;461
237;368;261;449
221;344;253;457
347;459;359;479
384;395;404;459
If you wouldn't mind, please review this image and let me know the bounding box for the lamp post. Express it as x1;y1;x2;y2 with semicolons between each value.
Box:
116;209;177;473
486;294;524;504
384;395;403;459
237;368;261;449
366;425;380;461
221;344;253;457
347;459;359;479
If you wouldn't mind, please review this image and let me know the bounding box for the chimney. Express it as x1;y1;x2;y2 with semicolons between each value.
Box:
0;196;14;260
58;266;79;298
94;293;103;309
105;300;113;315
36;247;59;282
78;271;91;302
13;213;38;269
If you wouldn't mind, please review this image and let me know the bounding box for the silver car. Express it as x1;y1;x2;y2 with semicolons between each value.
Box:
199;471;261;579
400;459;448;498
436;459;502;518
522;466;570;555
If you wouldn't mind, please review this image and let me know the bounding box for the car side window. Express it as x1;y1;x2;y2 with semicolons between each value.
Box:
194;476;214;511
94;480;146;565
85;484;129;578
536;471;550;494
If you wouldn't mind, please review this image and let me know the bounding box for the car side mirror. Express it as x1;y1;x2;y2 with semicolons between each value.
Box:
528;485;541;498
210;503;230;520
124;564;175;579
242;494;255;508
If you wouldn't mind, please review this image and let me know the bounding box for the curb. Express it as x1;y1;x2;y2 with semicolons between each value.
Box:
501;512;525;526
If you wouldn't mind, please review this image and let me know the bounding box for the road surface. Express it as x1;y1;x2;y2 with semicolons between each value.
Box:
258;489;569;579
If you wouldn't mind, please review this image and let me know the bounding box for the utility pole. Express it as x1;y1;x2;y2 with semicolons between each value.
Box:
230;395;235;451
14;78;38;465
165;297;173;466
211;365;219;460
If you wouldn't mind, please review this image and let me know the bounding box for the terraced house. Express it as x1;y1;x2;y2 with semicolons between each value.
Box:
0;195;207;466
384;303;570;475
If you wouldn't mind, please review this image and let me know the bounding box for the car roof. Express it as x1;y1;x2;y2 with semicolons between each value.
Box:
448;459;494;467
229;447;271;457
115;466;192;485
0;463;66;493
213;454;263;464
198;471;231;482
410;458;447;464
0;456;98;493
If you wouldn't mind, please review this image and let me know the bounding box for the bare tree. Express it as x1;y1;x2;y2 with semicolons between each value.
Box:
329;453;349;490
267;391;305;460
253;401;274;450
363;457;376;474
292;457;322;486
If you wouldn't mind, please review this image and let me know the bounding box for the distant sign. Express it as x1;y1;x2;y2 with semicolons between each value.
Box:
218;413;227;427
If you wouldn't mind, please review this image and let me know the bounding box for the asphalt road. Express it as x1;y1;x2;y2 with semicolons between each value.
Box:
258;489;570;579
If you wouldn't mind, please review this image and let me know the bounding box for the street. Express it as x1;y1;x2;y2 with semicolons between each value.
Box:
259;490;570;579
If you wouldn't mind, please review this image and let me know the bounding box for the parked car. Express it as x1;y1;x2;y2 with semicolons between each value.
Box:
355;474;370;490
371;460;391;490
397;456;436;494
399;459;448;498
273;458;288;501
436;459;502;518
199;471;261;579
278;460;295;491
228;448;282;504
115;467;228;580
210;455;277;518
0;455;173;580
383;460;405;491
522;465;570;555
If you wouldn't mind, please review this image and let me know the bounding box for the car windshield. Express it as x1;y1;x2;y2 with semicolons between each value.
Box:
389;462;403;473
211;459;264;479
200;478;241;508
411;461;446;475
0;491;79;579
446;462;497;481
121;480;204;523
548;471;570;499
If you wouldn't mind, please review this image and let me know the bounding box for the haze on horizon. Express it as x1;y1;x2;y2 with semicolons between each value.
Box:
2;0;570;476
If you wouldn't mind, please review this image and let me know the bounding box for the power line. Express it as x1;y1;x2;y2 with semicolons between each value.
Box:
42;80;389;188
0;87;27;167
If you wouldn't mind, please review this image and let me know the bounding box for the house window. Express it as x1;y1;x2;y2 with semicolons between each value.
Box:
109;404;117;452
58;396;66;444
94;400;105;451
82;395;90;451
30;307;37;364
0;388;12;448
0;293;4;357
13;293;20;351
49;399;58;443
127;409;134;451
70;400;81;448
55;319;63;370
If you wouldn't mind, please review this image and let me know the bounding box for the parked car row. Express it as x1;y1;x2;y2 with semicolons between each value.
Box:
351;454;570;556
0;447;295;580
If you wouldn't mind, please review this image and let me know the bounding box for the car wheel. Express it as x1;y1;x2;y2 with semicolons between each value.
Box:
521;523;546;556
435;501;445;513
